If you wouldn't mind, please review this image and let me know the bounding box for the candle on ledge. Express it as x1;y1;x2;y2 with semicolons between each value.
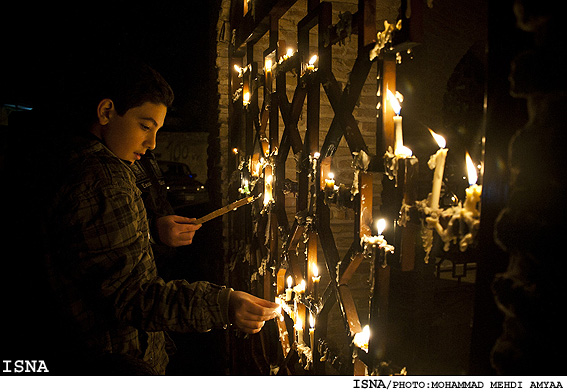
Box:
387;89;404;154
285;275;293;302
309;312;315;349
428;129;448;211
463;152;482;217
312;263;320;300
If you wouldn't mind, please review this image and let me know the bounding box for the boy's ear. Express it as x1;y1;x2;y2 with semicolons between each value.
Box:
96;98;115;126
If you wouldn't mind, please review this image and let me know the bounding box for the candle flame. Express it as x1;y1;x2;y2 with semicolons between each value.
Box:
353;325;370;351
243;91;250;105
265;59;272;72
395;145;413;157
309;312;315;329
376;218;386;235
309;55;318;65
286;48;294;58
312;263;319;277
429;128;446;149
328;172;334;180
466;152;478;186
387;89;402;115
287;275;293;289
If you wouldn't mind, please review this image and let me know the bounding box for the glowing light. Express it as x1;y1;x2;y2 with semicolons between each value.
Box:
309;55;318;65
465;152;478;186
395;145;413;158
387;89;401;115
429;128;446;149
353;325;370;352
376;219;386;236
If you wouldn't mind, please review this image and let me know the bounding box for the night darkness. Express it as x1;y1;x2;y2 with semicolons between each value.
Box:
1;1;222;132
1;0;227;375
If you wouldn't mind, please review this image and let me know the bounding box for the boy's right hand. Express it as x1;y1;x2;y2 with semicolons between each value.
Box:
228;291;280;334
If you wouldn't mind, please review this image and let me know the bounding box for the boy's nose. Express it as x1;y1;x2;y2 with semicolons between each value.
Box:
145;131;157;150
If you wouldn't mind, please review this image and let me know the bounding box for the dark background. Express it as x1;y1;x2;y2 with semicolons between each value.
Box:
1;0;228;375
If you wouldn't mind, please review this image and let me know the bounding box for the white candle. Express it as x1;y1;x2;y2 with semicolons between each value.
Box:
312;264;320;300
428;129;448;211
295;317;304;344
285;275;293;302
387;89;403;153
353;325;370;352
464;152;482;216
309;312;315;349
263;166;274;206
325;172;335;191
307;54;317;72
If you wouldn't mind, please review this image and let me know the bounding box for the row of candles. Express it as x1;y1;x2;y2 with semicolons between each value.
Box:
234;48;318;107
235;48;482;213
275;265;320;351
384;87;482;214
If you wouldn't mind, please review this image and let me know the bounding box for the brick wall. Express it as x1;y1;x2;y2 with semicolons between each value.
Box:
216;0;399;256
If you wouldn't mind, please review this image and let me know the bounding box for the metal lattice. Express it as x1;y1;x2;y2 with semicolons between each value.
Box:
226;0;420;375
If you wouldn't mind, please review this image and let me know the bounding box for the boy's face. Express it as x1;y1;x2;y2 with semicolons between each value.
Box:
97;101;167;164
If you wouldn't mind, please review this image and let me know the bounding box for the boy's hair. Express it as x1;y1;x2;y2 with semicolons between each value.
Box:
70;56;174;130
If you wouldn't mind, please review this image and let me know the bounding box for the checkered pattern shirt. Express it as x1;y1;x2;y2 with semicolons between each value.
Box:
46;136;230;374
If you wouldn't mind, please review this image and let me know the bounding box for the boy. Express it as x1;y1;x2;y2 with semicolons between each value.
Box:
44;58;278;374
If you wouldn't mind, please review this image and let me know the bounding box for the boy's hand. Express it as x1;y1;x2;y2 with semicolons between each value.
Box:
228;291;280;334
156;215;201;247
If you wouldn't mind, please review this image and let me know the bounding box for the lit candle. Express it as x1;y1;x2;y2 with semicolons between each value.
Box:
428;129;448;211
324;172;335;191
307;54;317;72
387;89;404;155
353;325;370;353
274;297;284;322
243;91;250;106
295;317;304;344
285;275;293;302
263;165;274;205
377;218;386;238
464;152;482;216
312;263;320;300
265;58;272;91
309;312;315;349
295;279;306;295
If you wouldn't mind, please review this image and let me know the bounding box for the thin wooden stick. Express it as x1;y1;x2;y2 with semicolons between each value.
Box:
193;194;261;225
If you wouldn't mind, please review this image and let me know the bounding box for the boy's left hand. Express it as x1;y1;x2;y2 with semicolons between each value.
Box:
156;215;202;247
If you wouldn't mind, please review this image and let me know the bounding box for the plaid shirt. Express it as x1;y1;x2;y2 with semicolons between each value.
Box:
46;136;230;374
